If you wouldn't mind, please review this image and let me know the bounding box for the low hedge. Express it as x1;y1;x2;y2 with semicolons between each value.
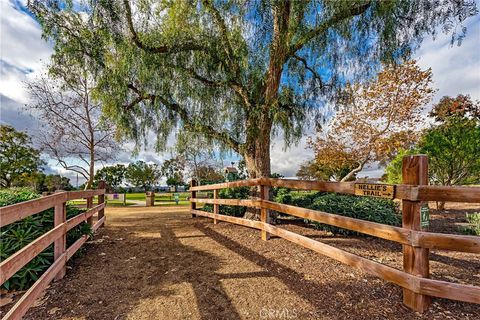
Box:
308;193;400;235
202;185;400;234
0;188;91;291
203;186;250;217
275;188;322;208
275;190;400;235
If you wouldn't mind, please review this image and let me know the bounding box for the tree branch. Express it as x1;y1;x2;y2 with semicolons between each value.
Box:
289;2;371;56
175;65;252;108
124;84;242;152
201;0;236;70
292;54;330;89
123;0;205;54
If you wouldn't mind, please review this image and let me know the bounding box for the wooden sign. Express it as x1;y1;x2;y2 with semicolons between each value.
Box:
354;183;395;199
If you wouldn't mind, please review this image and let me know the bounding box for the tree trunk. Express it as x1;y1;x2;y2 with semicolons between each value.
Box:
340;158;369;182
242;116;272;220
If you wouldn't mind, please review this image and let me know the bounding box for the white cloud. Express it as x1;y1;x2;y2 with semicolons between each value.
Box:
0;0;52;71
0;0;52;113
270;135;313;178
416;17;480;102
0;1;479;182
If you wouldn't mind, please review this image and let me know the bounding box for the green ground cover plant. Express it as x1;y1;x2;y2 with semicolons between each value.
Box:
0;188;91;290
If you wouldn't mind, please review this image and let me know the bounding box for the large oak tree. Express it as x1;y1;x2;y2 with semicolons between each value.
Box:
29;0;478;178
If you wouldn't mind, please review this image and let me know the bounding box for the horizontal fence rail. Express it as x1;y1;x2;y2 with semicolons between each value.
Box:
0;182;106;320
189;156;480;313
192;207;480;305
190;178;480;203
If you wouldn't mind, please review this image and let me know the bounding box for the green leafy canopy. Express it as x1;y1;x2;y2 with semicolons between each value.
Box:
29;0;478;176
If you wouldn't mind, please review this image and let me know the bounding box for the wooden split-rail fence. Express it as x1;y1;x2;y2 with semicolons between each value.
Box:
0;181;106;320
189;155;480;312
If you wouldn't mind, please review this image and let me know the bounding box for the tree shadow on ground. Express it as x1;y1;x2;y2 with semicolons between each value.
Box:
194;219;480;319
22;211;480;320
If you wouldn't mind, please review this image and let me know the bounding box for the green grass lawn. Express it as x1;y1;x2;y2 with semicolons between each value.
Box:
126;192;190;201
68;192;192;206
153;201;190;206
108;200;136;206
67;199;135;206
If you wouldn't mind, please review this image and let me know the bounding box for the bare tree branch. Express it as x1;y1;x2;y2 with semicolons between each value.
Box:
26;74;117;189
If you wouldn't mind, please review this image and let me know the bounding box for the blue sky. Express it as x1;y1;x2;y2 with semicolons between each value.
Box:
1;0;479;184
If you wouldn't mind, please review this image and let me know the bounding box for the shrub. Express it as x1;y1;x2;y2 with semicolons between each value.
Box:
273;188;400;235
308;193;400;235
203;186;250;217
0;188;91;291
275;189;322;208
463;212;480;236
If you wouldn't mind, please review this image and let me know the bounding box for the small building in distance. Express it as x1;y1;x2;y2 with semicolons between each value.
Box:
224;166;239;181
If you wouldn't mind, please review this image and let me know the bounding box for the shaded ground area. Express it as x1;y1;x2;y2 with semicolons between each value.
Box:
13;205;480;319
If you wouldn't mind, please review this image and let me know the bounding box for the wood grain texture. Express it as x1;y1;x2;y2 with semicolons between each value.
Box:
191;198;262;207
66;235;88;260
267;179;355;194
419;278;480;304
0;188;107;320
213;189;219;225
191;209;264;230
86;196;94;226
0;189;109;228
415;231;480;253
190;178;479;202
66;189;105;200
66;203;105;231
190;180;197;218
191;197;480;252
190;178;265;191
263;223;415;290
401;155;431;312
54;200;66;280
260;185;270;240
416;185;480;202
192;209;480;306
1;253;67;320
262;200;411;245
0;193;66;227
93;216;106;232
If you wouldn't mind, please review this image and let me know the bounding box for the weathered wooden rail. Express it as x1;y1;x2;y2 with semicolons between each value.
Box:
190;155;480;312
0;182;106;320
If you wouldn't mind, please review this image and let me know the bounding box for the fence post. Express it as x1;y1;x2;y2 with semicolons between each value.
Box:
98;180;106;227
86;193;93;227
54;191;66;280
260;185;270;241
402;155;430;312
190;179;197;217
214;189;219;224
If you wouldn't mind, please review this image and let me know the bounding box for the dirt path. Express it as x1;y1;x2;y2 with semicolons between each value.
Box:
23;206;479;320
